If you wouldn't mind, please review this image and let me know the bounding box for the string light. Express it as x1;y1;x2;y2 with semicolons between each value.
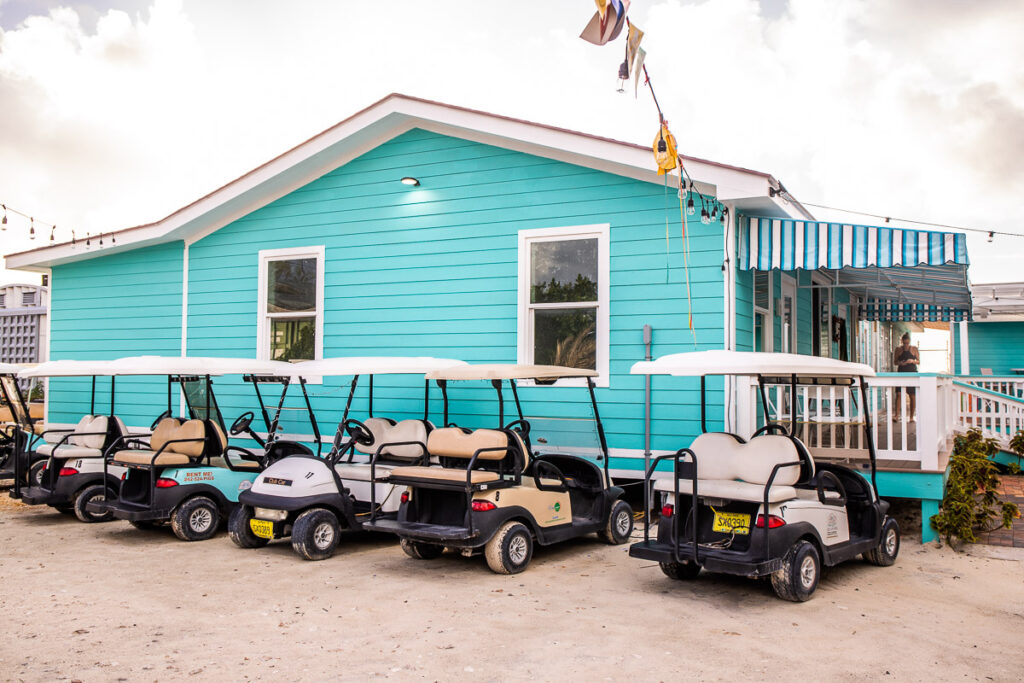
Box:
50;225;55;242
29;217;35;240
1;204;6;229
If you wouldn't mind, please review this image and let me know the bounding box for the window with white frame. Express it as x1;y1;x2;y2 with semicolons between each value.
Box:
752;270;771;352
518;225;610;385
257;246;324;362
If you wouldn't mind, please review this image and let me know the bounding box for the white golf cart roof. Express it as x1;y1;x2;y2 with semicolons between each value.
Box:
632;351;876;378
425;363;599;381
293;356;467;377
19;356;298;378
0;362;29;374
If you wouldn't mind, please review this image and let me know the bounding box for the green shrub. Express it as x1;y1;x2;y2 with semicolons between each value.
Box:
930;429;1020;548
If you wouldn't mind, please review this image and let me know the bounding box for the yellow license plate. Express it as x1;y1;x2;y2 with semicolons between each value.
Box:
249;518;275;539
712;511;751;535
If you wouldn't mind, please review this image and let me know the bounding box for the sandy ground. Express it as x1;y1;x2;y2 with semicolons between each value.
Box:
1;498;1022;683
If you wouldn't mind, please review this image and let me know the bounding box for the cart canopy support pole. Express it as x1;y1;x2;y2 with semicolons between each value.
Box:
587;377;611;481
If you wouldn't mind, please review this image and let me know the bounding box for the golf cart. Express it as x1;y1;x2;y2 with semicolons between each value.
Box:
16;360;135;521
230;356;466;560
361;364;634;574
628;351;900;602
0;362;47;488
86;356;309;541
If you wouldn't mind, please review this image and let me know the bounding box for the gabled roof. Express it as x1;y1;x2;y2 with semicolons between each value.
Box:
5;93;808;271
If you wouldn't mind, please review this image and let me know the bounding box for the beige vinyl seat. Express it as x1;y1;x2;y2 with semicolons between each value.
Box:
335;417;431;481
652;432;810;504
387;427;525;485
36;415;127;460
113;417;223;467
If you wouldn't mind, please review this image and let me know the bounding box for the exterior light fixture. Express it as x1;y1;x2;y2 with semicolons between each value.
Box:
400;177;420;187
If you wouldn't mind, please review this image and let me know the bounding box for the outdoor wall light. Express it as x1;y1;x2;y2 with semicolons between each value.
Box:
400;177;420;186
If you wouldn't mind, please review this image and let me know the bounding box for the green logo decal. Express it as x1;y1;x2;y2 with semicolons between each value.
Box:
554;502;561;512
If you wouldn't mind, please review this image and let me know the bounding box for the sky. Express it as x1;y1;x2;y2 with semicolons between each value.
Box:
0;0;1022;287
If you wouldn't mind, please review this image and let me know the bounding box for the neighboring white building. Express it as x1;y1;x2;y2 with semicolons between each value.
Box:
0;282;48;365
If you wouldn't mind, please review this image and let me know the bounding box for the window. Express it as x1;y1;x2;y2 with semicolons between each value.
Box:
518;225;609;386
257;246;324;362
752;271;771;352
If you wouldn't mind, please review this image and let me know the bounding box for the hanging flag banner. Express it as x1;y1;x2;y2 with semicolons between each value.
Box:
580;0;630;45
633;47;646;97
623;22;644;77
652;121;678;175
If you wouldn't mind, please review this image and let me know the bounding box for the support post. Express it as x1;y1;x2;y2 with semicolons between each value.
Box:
643;324;652;475
920;498;940;544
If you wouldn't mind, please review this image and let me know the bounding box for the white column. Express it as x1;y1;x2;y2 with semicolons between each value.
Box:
958;321;970;375
918;376;939;471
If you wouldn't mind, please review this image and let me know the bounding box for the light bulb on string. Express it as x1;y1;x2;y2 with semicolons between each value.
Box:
29;217;35;240
71;230;76;249
711;205;718;220
112;233;116;245
50;225;55;242
678;179;687;200
1;204;6;229
99;234;104;247
85;233;90;248
686;197;696;216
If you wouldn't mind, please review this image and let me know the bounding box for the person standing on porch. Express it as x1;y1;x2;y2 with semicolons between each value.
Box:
893;332;920;421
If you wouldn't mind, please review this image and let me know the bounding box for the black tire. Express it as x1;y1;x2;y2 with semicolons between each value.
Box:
864;517;900;567
400;538;445;559
770;540;821;602
484;521;533;574
28;460;47;488
598;499;634;544
291;508;340;561
660;560;701;580
129;520;163;530
228;505;271;549
73;484;114;523
170;496;220;542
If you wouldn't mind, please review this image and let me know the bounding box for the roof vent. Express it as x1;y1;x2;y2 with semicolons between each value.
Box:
22;292;35;306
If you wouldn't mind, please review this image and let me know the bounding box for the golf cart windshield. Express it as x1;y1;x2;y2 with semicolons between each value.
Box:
180;378;225;431
0;374;31;427
526;415;603;459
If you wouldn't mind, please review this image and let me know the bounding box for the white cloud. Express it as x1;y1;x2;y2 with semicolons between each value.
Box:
0;0;1021;284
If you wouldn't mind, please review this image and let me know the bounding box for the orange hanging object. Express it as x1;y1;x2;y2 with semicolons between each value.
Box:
653;122;678;175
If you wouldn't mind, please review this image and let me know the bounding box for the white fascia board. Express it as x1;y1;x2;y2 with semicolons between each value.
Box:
5;95;786;270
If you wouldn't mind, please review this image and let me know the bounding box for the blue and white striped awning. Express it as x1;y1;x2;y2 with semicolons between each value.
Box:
740;216;968;270
739;216;972;322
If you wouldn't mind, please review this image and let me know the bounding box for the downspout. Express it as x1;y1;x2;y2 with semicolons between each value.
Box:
643;324;652;474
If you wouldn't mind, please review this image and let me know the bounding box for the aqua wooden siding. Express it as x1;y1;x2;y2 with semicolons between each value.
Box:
952;322;1024;375
185;129;727;458
48;241;183;427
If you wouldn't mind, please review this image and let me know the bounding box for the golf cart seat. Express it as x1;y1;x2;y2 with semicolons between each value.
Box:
36;415;128;459
652;432;811;504
387;427;524;486
113;418;222;467
335;418;431;481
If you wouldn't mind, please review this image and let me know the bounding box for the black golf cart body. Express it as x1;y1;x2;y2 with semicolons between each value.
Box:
85;356;306;539
627;350;899;601
0;362;46;487
360;364;634;574
14;359;136;521
233;356;467;560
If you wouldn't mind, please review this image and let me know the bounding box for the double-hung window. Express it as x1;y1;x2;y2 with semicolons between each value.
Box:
257;246;324;362
518;224;610;386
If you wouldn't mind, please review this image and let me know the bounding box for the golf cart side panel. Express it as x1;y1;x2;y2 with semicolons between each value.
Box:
158;465;260;504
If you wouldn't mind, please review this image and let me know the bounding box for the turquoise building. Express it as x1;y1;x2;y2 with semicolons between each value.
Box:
4;95;975;539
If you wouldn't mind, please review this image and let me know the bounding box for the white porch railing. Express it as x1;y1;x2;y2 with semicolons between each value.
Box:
960;376;1024;400
735;374;1024;472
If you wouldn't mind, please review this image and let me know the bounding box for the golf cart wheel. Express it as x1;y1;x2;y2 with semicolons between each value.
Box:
864;517;900;567
598;499;634;545
291;508;340;561
228;505;270;549
660;561;701;580
73;484;114;523
771;540;820;602
170;496;221;542
485;521;533;575
400;538;445;560
28;460;46;488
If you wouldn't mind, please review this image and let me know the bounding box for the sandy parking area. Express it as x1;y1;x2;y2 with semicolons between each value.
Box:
1;499;1022;682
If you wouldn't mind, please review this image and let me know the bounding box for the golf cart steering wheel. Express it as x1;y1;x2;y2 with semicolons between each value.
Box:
230;411;255;436
344;419;375;446
503;419;531;438
751;423;789;438
149;409;172;430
